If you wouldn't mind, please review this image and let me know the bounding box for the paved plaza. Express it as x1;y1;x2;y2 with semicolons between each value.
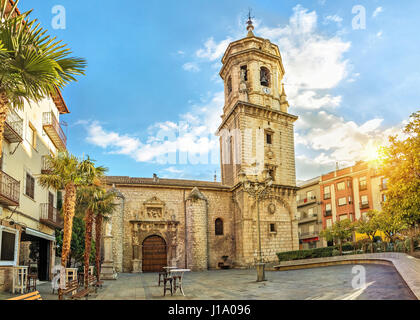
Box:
2;264;414;300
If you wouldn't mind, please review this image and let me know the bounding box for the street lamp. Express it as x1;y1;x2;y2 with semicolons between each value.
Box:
239;168;273;282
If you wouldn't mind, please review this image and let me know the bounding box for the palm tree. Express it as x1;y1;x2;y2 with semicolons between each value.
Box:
93;190;117;282
0;0;86;157
38;152;106;271
76;186;101;289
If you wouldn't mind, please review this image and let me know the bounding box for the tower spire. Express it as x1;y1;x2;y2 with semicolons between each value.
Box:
246;9;255;37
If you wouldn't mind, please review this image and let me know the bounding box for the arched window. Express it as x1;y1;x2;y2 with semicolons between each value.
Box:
215;218;223;235
260;67;270;87
227;76;232;94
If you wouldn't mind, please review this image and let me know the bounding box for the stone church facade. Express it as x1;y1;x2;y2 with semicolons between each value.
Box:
101;21;299;277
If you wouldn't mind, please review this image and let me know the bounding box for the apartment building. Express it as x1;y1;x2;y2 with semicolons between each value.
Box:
296;177;325;249
320;161;387;244
0;89;67;291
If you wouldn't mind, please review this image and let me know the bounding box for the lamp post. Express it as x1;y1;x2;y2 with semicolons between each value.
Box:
239;169;273;282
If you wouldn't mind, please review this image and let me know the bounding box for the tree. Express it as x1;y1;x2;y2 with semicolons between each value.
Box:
380;111;420;253
38;152;106;271
354;210;379;253
76;186;111;288
0;0;86;157
55;216;95;268
320;219;355;255
93;189;117;282
375;210;406;243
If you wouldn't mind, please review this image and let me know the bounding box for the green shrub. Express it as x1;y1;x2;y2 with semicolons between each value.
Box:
277;246;338;262
332;249;340;256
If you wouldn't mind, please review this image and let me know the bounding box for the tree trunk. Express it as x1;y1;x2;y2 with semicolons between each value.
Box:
84;209;93;289
95;214;103;282
339;239;342;255
0;92;10;159
61;182;77;269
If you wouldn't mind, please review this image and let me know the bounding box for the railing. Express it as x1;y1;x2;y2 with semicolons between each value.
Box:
360;203;370;209
297;195;317;206
0;170;20;205
298;213;318;221
324;210;332;217
5;111;23;137
299;230;320;238
40;203;63;228
41;156;52;174
359;184;367;191
42;112;67;147
323;193;331;200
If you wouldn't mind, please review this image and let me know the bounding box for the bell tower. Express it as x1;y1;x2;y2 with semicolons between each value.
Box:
217;16;297;187
217;16;299;266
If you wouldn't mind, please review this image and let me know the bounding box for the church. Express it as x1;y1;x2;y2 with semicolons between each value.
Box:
100;19;299;278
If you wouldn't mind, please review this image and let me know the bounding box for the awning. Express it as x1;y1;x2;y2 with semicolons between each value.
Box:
302;237;319;243
24;228;56;241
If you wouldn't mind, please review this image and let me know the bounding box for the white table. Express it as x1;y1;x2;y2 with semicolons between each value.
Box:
169;269;191;296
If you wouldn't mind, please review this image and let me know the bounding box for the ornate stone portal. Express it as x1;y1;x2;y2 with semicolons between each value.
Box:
130;197;179;273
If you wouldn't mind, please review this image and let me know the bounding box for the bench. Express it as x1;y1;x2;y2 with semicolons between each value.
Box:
8;291;42;300
58;279;90;300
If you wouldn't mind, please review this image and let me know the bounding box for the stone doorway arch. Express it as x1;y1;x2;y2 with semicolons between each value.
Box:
142;235;167;272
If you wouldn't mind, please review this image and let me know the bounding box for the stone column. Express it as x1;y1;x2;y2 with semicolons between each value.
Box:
101;219;118;280
185;187;208;271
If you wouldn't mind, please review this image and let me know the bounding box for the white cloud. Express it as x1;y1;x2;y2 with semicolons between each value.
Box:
182;62;200;72
323;15;343;25
84;92;224;165
196;37;233;61
372;7;383;18
376;30;383;38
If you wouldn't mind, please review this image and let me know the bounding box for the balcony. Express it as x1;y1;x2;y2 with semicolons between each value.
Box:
298;214;318;224
0;170;20;206
323;193;331;200
3;111;23;143
324;210;332;217
42;112;67;151
380;183;387;191
40;203;63;229
299;230;320;240
41;156;52;174
360;203;370;209
297;195;317;207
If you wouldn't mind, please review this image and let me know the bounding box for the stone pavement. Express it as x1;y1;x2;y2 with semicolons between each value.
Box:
92;265;415;300
273;252;420;299
0;262;416;300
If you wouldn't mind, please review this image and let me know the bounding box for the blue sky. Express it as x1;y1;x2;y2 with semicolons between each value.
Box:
19;0;420;181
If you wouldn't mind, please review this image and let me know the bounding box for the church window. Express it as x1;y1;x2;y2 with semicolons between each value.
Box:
260;67;270;87
240;65;248;81
227;76;232;94
266;133;272;144
215;218;224;235
269;223;276;233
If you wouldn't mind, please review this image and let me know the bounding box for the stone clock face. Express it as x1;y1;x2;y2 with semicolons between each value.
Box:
263;87;271;94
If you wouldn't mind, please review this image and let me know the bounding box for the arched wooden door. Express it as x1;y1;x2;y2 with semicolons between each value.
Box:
142;235;167;272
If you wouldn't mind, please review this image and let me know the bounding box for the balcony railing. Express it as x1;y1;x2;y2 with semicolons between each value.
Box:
41;156;52;174
0;170;20;206
3;111;23;143
323;193;331;200
360;203;370;209
298;213;318;222
299;230;320;239
297;195;317;207
42;112;67;151
324;210;332;217
380;184;387;191
40;203;63;229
